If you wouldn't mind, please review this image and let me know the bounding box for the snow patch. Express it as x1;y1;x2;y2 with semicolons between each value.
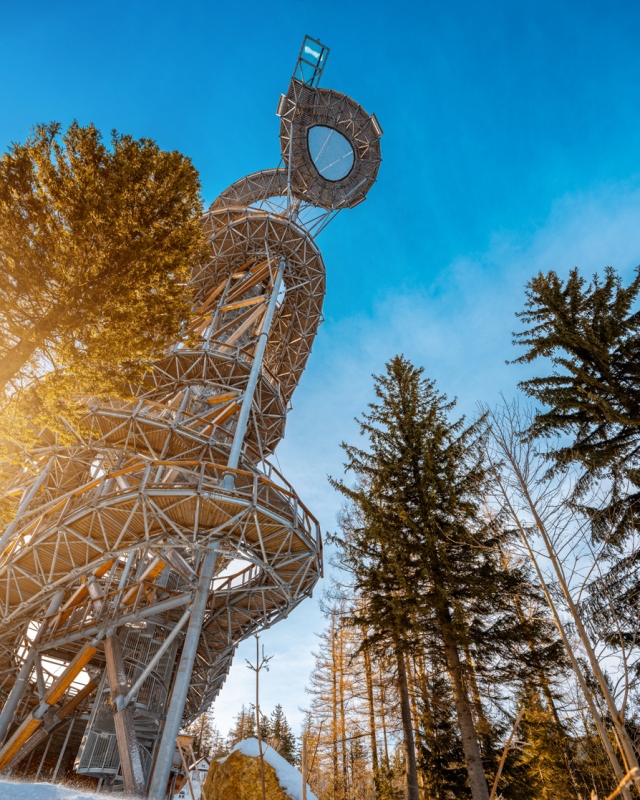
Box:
0;779;102;799
231;738;318;800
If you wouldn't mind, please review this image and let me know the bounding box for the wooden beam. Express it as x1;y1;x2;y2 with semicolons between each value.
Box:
225;260;272;303
0;714;42;770
104;634;146;795
122;557;167;606
114;707;146;796
220;294;266;313
44;643;98;706
54;560;114;627
206;391;239;406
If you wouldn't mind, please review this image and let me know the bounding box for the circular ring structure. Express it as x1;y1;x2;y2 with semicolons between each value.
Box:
279;78;382;210
210;168;289;211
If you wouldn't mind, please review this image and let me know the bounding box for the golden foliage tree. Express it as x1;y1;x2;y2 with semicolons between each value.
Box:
0;120;206;447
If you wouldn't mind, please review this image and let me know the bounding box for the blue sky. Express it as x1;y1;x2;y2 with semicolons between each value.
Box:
2;0;640;735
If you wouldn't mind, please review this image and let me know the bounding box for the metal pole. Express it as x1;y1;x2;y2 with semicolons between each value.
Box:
123;607;192;707
118;550;136;591
51;717;74;783
0;461;51;554
222;258;286;489
0;589;65;744
34;729;53;782
147;547;218;800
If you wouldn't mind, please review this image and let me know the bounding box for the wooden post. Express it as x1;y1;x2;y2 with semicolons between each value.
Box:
255;636;267;800
176;734;197;800
104;634;146;796
245;634;271;800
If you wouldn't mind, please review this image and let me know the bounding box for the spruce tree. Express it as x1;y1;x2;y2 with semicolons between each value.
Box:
248;704;271;744
269;704;297;764
512;266;640;545
411;655;469;799
186;710;224;761
331;356;564;800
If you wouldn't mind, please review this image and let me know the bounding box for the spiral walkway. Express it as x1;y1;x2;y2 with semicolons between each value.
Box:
0;36;381;796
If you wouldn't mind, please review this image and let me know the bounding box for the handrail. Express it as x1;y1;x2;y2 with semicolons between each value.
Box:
0;460;320;570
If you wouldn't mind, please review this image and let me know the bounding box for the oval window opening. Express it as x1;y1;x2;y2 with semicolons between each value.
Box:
307;126;354;182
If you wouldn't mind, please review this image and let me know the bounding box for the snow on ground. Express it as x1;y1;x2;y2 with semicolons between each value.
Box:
232;738;318;800
0;780;101;799
0;739;317;800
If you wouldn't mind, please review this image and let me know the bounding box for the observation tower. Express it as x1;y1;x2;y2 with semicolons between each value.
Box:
0;37;381;796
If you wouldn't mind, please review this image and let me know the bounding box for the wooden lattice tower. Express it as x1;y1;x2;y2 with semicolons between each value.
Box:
0;36;382;796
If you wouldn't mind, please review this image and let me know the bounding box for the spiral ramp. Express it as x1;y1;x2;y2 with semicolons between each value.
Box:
0;36;381;796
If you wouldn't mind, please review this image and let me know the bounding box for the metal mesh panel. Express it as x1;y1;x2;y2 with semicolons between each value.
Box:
307;126;354;181
76;623;181;780
75;730;120;776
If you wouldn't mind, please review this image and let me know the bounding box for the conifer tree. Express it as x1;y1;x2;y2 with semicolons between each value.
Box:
227;705;257;748
411;652;469;799
268;705;297;765
0;121;206;449
248;704;272;745
503;693;577;799
306;607;354;800
331;356;562;800
186;710;224;761
512;266;640;544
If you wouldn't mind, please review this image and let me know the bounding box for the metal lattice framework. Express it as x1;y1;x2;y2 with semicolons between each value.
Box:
0;35;381;796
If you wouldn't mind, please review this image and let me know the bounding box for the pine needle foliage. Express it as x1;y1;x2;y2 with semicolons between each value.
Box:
0;121;207;434
330;356;559;800
268;705;297;765
512;267;640;545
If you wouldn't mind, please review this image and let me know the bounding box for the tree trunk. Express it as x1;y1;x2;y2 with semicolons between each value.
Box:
405;655;426;795
0;307;61;390
363;643;380;794
462;643;492;748
413;652;445;799
437;609;490;800
338;621;349;800
331;614;339;800
394;641;419;800
378;661;389;765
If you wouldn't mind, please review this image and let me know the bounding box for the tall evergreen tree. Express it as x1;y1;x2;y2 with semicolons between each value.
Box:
268;705;297;764
512;266;640;544
411;653;469;799
331;356;563;800
227;705;257;748
0;121;206;452
186;710;225;761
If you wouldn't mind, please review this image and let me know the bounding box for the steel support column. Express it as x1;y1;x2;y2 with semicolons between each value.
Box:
222;257;286;488
122;606;192;708
147;547;218;800
0;461;51;555
0;589;65;744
